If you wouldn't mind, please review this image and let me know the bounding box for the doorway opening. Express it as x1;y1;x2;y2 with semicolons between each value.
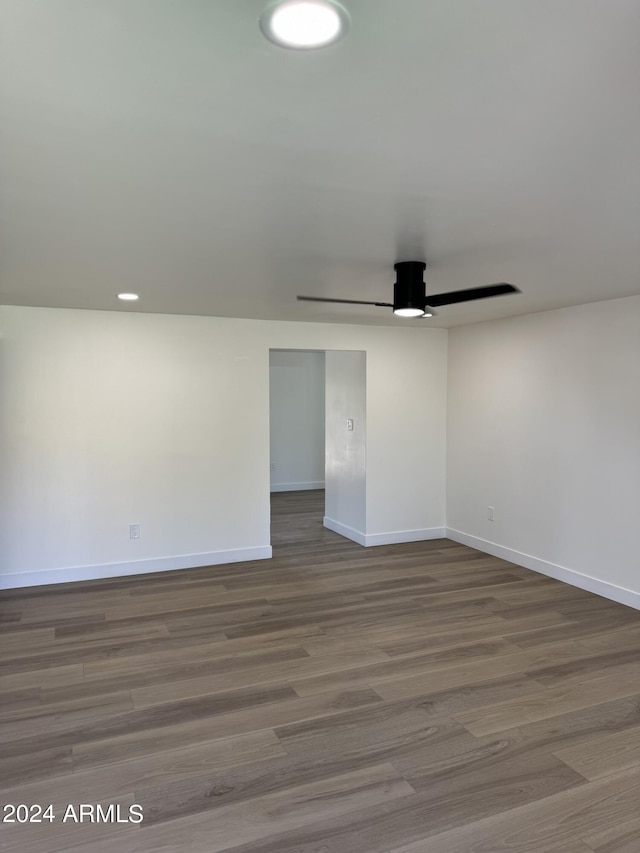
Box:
269;348;367;551
269;349;326;549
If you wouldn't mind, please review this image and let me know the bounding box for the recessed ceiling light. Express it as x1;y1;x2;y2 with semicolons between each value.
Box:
260;0;349;50
117;293;139;301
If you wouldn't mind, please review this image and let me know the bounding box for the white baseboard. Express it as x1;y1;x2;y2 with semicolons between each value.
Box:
446;528;640;611
364;527;447;547
271;481;325;493
323;517;367;546
324;518;446;548
0;546;273;590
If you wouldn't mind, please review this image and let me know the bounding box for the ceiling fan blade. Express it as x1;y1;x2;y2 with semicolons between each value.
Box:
427;283;520;307
297;296;393;307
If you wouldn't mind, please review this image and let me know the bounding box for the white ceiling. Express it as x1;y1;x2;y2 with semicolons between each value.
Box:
1;0;639;328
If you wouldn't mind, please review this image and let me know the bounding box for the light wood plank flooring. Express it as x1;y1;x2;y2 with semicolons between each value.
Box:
1;489;639;852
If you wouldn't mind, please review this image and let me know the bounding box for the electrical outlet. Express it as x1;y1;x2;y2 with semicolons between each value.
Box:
129;523;141;539
270;463;275;472
487;507;495;522
347;418;354;431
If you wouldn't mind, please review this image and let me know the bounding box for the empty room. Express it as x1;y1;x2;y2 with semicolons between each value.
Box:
1;2;639;852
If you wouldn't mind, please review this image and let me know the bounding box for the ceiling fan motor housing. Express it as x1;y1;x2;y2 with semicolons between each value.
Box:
394;261;427;312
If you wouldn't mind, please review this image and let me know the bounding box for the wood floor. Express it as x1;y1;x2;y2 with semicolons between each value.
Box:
1;489;640;853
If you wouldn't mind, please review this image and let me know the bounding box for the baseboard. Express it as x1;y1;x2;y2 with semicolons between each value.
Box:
364;527;447;547
0;546;273;590
323;517;367;546
323;518;446;549
446;528;640;611
271;481;325;493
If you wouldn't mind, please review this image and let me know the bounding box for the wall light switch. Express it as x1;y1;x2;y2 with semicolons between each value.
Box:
129;523;141;539
347;419;354;431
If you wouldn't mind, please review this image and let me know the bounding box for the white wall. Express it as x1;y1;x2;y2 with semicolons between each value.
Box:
0;307;273;586
324;350;367;542
7;297;637;606
366;330;447;545
269;350;325;492
0;305;448;587
447;295;640;608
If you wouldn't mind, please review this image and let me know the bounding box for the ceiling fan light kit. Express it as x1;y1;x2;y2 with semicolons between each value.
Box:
297;260;520;319
393;261;428;317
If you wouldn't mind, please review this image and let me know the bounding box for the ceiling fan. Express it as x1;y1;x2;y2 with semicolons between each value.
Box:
297;261;520;318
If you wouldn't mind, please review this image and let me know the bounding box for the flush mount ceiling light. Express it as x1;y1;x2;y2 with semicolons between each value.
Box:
260;0;349;49
117;293;139;301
